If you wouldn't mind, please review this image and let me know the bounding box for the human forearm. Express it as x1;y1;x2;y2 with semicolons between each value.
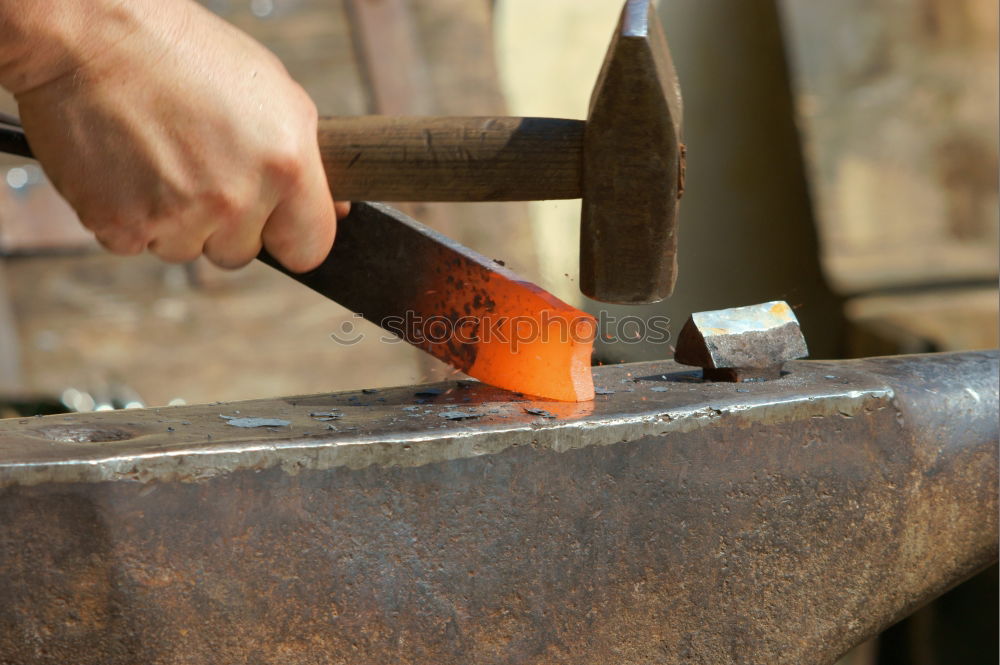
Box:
0;0;144;94
1;0;344;271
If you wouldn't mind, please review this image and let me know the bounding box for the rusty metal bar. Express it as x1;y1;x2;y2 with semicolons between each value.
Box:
0;351;996;663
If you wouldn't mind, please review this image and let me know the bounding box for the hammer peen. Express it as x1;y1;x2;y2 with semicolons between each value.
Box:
0;0;684;305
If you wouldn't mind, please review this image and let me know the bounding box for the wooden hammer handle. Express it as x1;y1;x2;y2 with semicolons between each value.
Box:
319;116;584;202
0;115;585;202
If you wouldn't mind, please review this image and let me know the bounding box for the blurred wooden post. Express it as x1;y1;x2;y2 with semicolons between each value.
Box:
344;0;538;379
778;0;999;357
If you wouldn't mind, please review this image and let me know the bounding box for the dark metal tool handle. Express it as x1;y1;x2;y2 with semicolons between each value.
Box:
0;114;587;203
0;114;32;159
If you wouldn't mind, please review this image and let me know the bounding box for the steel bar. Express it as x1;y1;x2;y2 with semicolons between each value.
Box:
258;202;596;402
0;123;31;159
0;351;996;664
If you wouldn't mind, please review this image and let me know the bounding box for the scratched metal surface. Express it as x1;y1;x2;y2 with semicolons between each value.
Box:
0;356;934;484
0;352;997;664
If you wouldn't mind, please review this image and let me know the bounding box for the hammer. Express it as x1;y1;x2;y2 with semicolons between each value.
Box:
0;0;683;305
321;0;683;304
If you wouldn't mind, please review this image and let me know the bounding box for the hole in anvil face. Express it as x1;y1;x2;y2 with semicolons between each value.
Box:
34;425;135;443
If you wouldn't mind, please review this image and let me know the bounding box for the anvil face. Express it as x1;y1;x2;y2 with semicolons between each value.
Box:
0;353;996;664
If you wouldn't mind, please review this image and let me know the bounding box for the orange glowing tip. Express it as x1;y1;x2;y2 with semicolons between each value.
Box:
467;296;596;402
436;275;596;402
402;232;596;402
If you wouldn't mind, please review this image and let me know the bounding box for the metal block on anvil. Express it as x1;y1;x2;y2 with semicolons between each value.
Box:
0;352;996;664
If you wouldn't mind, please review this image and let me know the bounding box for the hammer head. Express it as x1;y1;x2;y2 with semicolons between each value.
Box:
582;0;684;305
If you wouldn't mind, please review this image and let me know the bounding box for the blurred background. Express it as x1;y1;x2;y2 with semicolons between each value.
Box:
0;1;996;662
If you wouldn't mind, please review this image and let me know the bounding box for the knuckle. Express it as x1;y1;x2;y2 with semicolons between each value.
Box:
267;149;305;190
289;88;318;126
263;120;311;187
201;189;247;223
267;103;318;190
85;209;151;255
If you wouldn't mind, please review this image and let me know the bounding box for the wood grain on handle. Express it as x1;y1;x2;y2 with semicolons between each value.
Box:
318;116;584;202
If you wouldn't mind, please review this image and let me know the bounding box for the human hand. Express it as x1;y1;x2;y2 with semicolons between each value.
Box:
0;0;347;272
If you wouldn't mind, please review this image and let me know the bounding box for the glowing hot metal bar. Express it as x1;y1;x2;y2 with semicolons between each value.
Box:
260;202;596;401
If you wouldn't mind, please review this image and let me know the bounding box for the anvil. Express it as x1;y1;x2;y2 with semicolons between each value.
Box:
0;352;996;664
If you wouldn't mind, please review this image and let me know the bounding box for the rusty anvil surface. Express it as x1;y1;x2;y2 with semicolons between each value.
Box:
0;352;997;664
